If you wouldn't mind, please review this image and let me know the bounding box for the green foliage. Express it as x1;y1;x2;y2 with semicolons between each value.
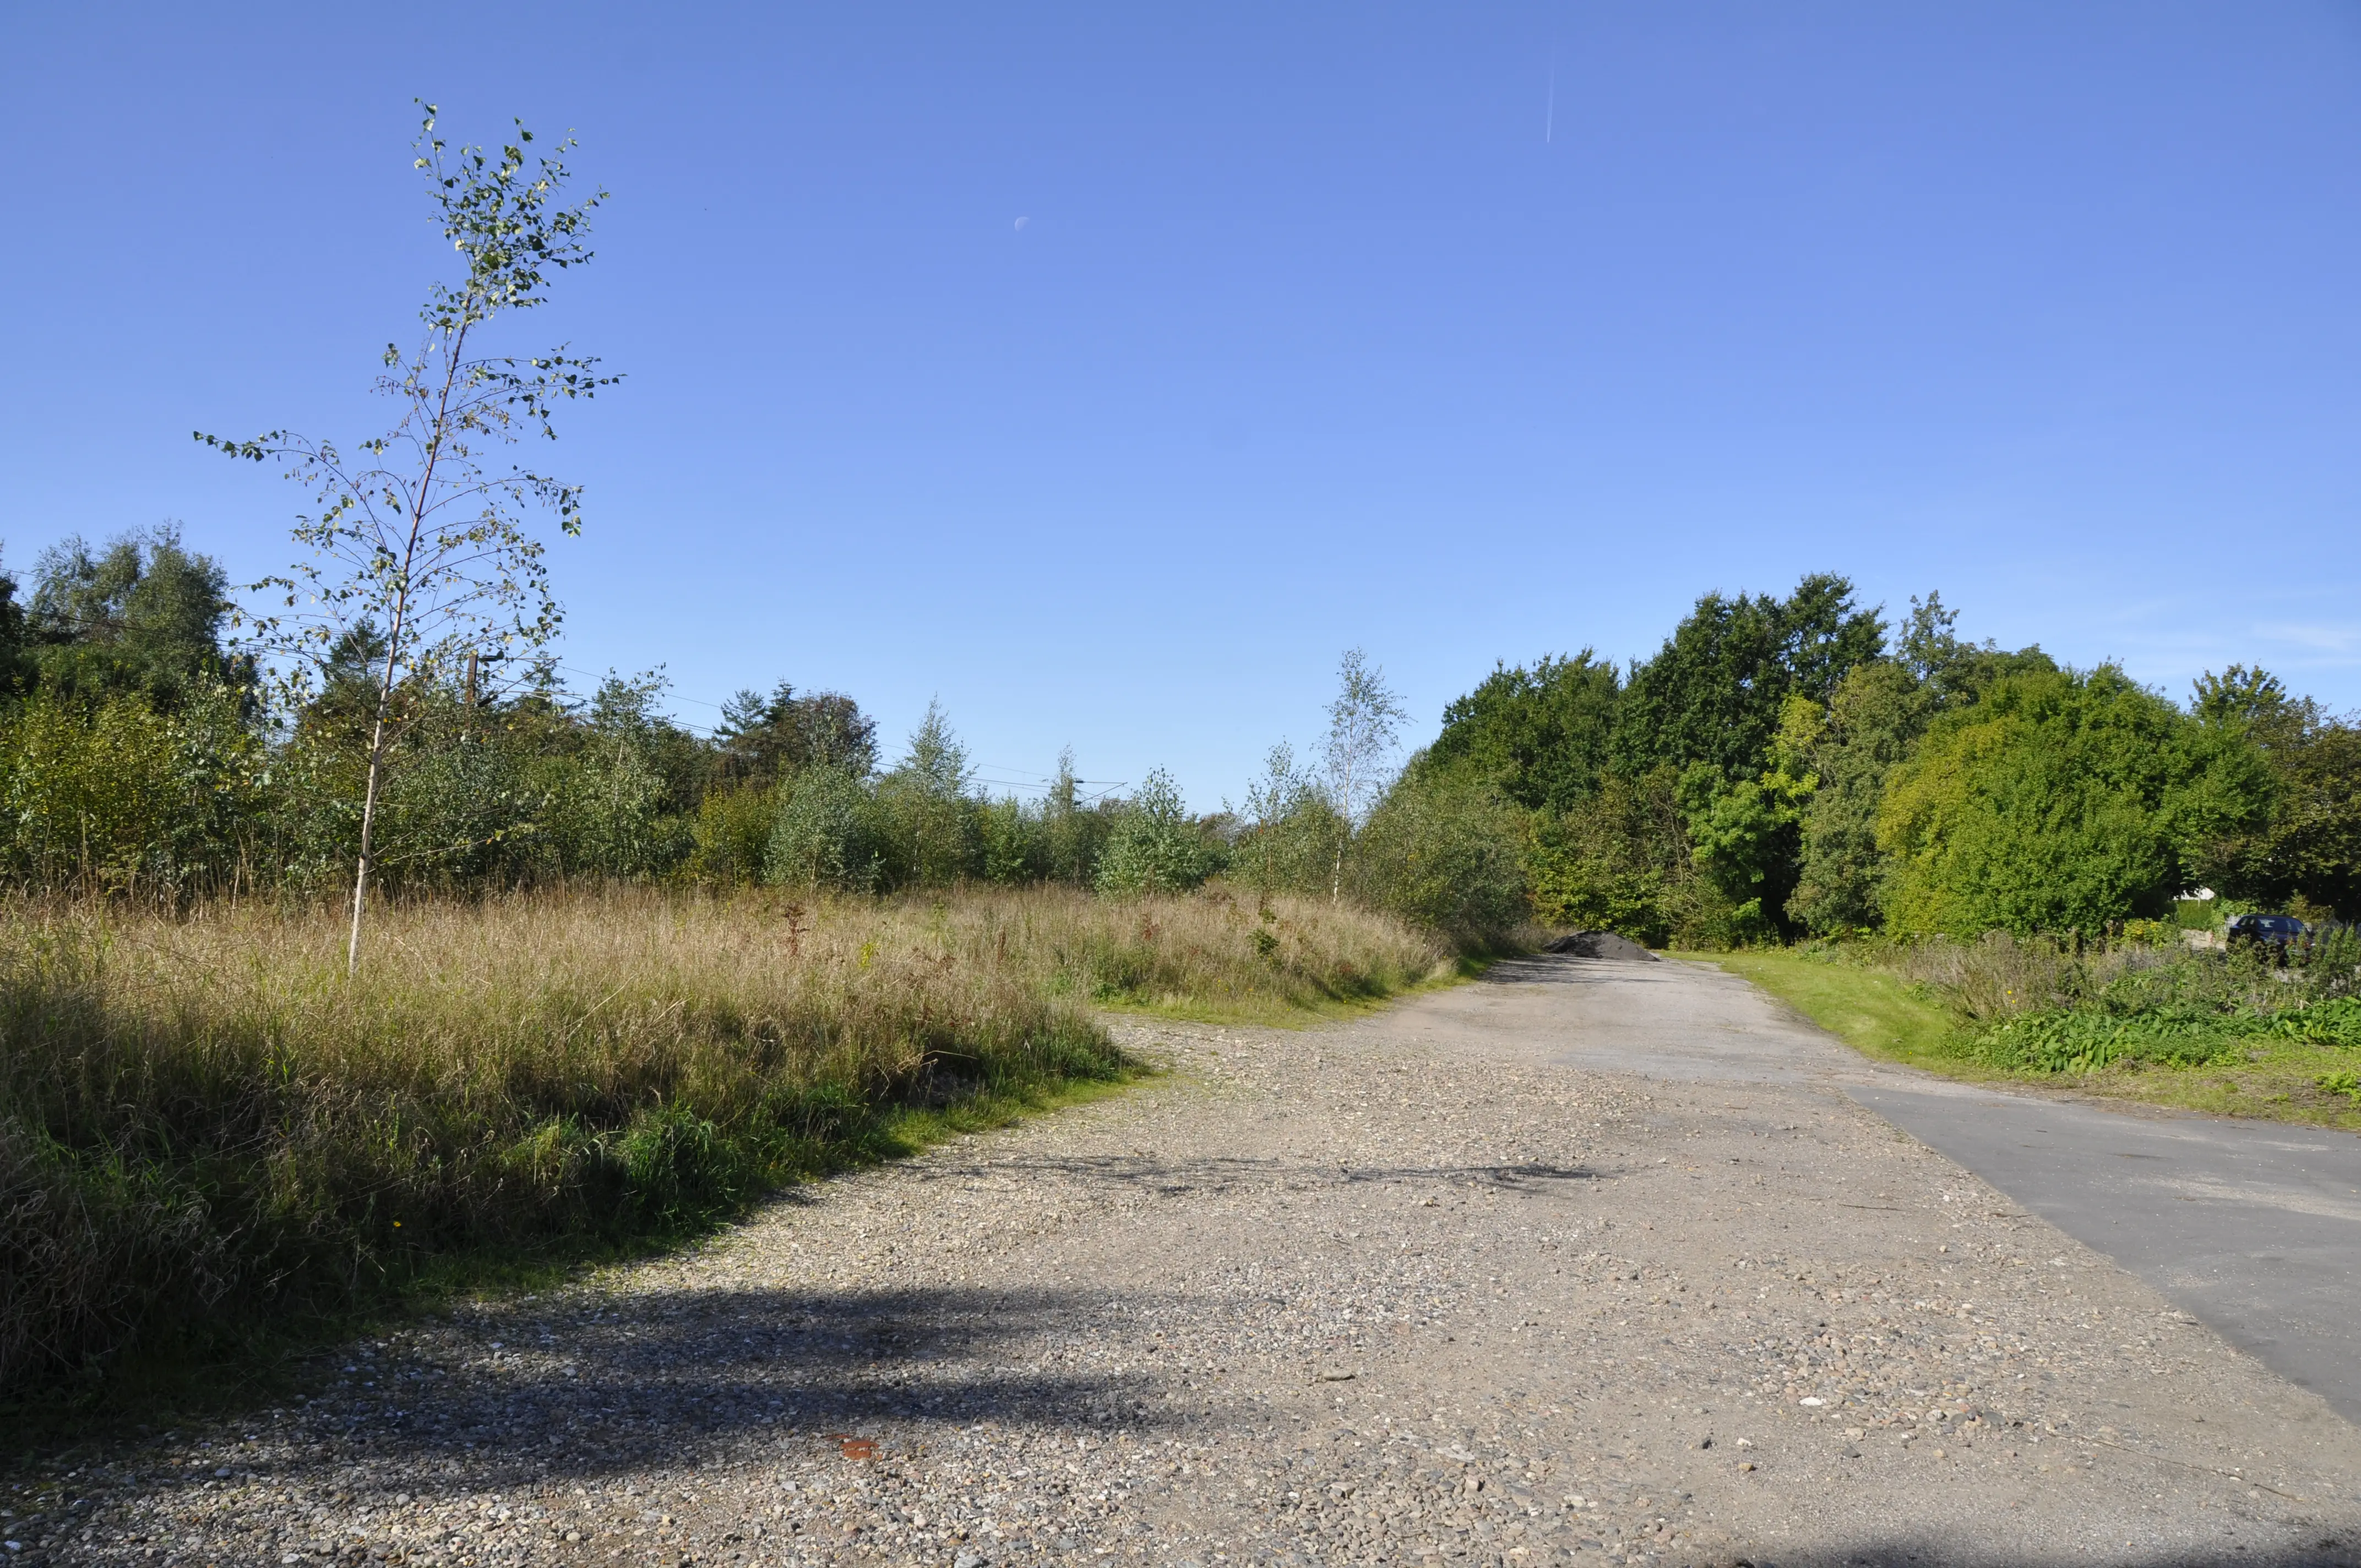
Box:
1527;766;1734;947
1971;1008;2249;1074
1677;693;1823;941
1878;665;2275;937
1231;743;1340;897
1612;571;1885;788
689;781;779;884
543;676;697;878
1789;598;2061;935
0;687;264;895
24;527;248;713
1789;661;1932;933
1096;768;1218;894
1347;755;1529;938
1429;651;1620;812
765;766;888;891
712;682;877;789
877;700;982;887
2191;665;2361;919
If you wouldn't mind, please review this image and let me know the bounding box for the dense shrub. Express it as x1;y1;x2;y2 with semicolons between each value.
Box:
1096;769;1220;894
1348;758;1528;938
766;766;888;891
1878;666;2273;938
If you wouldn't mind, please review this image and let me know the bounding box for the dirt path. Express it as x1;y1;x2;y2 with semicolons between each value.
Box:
26;955;2361;1568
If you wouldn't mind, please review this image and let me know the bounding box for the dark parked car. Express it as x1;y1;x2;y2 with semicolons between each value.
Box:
2227;913;2308;956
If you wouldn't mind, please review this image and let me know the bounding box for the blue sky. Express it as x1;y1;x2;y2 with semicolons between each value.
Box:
4;3;2356;807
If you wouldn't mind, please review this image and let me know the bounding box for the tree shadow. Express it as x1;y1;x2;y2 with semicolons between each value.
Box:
1749;1534;2359;1567
902;1151;1597;1197
290;1283;1158;1491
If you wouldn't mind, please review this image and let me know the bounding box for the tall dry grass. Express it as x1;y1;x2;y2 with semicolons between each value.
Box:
0;884;1450;1398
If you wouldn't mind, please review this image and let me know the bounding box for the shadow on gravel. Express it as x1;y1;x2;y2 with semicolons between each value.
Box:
1748;1540;2359;1568
274;1285;1158;1491
918;1151;1596;1195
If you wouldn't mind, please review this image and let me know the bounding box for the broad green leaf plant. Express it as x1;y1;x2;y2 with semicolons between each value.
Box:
198;104;619;972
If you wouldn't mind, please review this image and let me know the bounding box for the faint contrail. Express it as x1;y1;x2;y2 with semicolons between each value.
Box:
1545;47;1557;143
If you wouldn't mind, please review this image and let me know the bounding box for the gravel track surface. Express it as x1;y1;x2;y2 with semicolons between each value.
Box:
15;954;2361;1568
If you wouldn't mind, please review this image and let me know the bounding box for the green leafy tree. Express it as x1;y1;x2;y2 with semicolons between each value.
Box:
551;672;695;878
1679;694;1823;941
1348;754;1528;937
0;552;34;698
1323;649;1408;901
1526;766;1727;947
1787;661;1930;933
1040;749;1112;886
713;681;877;788
2191;666;2361;918
1612;573;1885;787
1606;575;1884;933
1232;741;1339;896
1428;651;1621;812
1878;665;2273;937
0;685;264;895
199;105;618;971
24;526;247;711
764;765;886;891
877;699;980;886
1096;767;1215;894
1789;595;2060;934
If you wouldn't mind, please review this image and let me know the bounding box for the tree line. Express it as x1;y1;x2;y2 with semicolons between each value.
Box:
0;524;1523;939
1424;574;2359;944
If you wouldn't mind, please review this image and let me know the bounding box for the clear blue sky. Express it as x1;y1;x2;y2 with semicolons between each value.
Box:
5;3;2357;807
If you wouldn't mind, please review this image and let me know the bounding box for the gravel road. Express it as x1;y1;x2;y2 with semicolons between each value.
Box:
16;954;2361;1568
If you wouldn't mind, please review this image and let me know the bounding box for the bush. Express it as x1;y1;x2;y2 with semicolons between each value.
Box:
1349;757;1529;939
688;781;779;884
1096;769;1218;894
0;687;264;896
1878;665;2272;938
1526;766;1738;947
765;766;888;891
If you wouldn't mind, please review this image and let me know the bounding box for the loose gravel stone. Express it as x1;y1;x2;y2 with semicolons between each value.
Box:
15;956;2361;1567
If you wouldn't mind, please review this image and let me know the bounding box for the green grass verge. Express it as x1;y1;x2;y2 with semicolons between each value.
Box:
1681;948;2361;1133
1676;948;1968;1069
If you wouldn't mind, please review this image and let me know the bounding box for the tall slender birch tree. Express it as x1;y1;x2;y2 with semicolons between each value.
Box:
200;104;619;972
1323;648;1407;901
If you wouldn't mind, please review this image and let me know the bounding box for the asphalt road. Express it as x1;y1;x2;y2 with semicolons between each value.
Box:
1848;1082;2361;1429
1430;951;2361;1430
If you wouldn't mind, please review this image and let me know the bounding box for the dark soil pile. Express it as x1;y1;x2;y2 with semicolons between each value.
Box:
1544;930;1660;961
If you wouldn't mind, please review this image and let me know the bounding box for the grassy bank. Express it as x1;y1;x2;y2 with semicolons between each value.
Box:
1689;938;2361;1131
0;885;1455;1409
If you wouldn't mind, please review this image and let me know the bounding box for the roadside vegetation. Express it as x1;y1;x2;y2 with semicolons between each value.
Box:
0;886;1457;1407
1695;930;2361;1127
1422;569;2358;1119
